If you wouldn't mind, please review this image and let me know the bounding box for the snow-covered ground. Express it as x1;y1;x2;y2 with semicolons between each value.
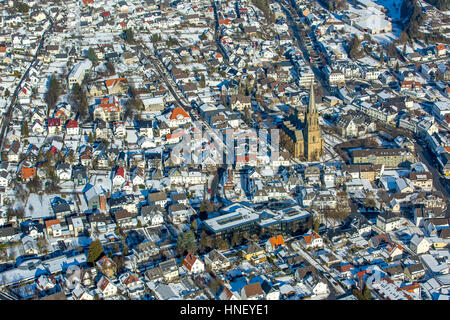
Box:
372;24;402;45
24;193;54;219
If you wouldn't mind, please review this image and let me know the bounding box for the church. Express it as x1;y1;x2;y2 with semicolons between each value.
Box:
281;81;324;161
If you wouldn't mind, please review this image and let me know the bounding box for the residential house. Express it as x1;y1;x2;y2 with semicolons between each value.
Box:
71;283;94;300
409;235;432;255
93;96;123;122
159;258;179;282
140;205;164;226
183;252;205;274
404;263;426;280
240;282;263;300
148;191;168;208
261;280;280;300
265;235;285;253
83;184;107;211
96;256;117;278
376;212;402;232
204;250;231;273
113;166;126;187
97;276;118;298
301;232;323;249
114;209;138;229
168;203;191;224
119;272;145;299
241;242;266;263
47;118;62;135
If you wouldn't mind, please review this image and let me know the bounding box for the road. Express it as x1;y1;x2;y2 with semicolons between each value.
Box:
144;55;191;110
414;141;450;214
278;0;330;96
0;12;55;156
290;241;347;298
212;0;230;61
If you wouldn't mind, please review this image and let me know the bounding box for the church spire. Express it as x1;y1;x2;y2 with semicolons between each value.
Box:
308;80;316;114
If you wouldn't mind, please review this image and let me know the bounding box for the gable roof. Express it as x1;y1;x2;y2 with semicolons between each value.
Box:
303;231;321;244
243;282;263;298
169;107;190;120
269;235;285;248
183;252;202;271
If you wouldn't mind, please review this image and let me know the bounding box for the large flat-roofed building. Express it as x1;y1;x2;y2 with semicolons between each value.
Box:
202;204;311;239
352;148;415;168
202;204;260;238
68;59;92;88
259;206;311;235
354;14;392;34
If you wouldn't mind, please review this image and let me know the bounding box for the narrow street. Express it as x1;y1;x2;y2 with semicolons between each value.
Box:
0;11;55;154
414;141;450;215
290;241;347;298
278;0;330;96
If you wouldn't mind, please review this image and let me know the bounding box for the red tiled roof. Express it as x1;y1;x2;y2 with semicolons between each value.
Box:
183;252;199;271
166;131;185;140
303;232;320;244
243;282;263;298
123;273;139;285
218;19;232;25
66;120;79;128
98;277;110;291
400;282;420;292
337;263;353;273
48;118;61;127
116;167;125;178
96;256;114;269
49;146;58;156
269;235;285;248
21;167;36;179
105;77;126;88
45;219;61;228
170;107;190;120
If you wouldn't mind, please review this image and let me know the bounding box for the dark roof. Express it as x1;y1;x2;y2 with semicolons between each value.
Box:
378;211;400;222
438;228;450;239
0;226;16;237
88;213;112;224
109;194;135;207
148;191;167;202
39;291;67;300
114;210;136;221
406;262;424;273
383;264;404;276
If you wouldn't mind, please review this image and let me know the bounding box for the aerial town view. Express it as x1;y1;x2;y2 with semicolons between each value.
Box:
0;0;449;302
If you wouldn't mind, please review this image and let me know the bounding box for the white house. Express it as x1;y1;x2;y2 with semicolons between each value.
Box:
183;252;205;274
113;167;126;187
301;232;323;249
97;276;118;298
71;283;94;300
376;212;402;232
303;274;329;297
166;106;191;128
409;235;432;255
66;120;80;135
0;170;9;188
68;59;92;88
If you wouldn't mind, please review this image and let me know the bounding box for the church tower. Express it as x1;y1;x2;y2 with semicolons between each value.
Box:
305;81;324;161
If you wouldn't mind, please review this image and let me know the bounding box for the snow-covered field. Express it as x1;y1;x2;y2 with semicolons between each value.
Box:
24;193;54;219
